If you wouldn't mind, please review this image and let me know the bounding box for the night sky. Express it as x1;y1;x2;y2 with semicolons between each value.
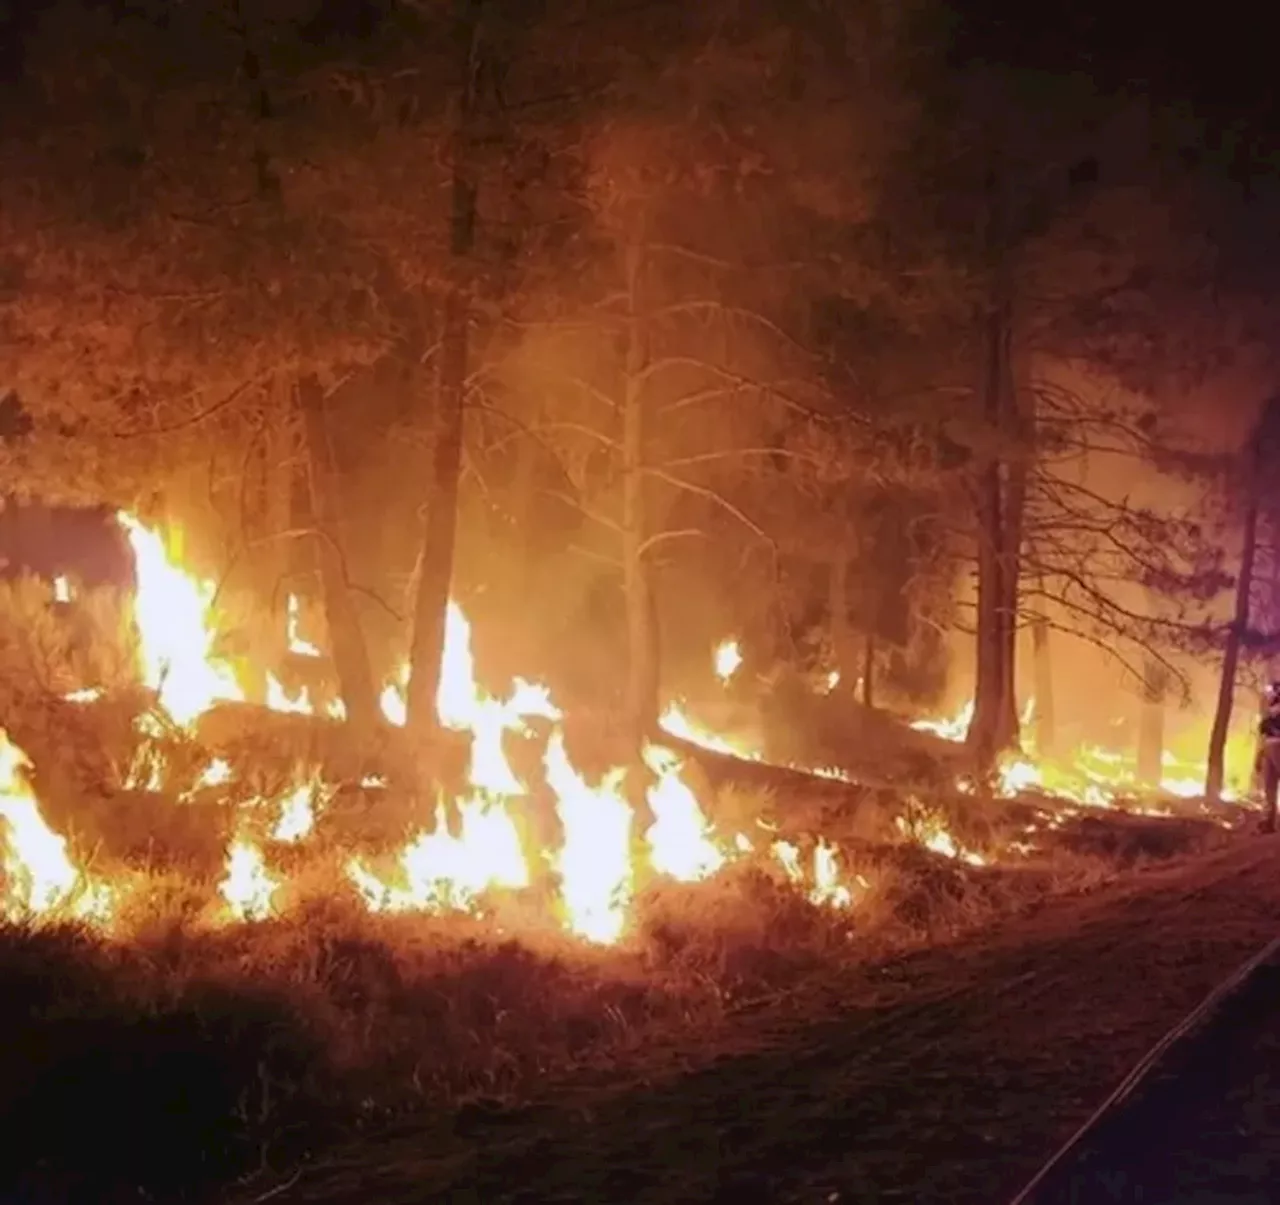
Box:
952;0;1279;164
0;0;1270;137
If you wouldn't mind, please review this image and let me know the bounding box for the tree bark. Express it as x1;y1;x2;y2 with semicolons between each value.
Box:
998;450;1027;745
242;383;297;707
1137;655;1166;787
1030;582;1055;757
1206;445;1262;803
297;375;379;734
404;0;482;747
861;629;876;709
621;236;658;753
828;553;853;692
968;260;1022;770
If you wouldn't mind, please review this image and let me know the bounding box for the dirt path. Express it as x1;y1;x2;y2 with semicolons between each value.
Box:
245;839;1280;1205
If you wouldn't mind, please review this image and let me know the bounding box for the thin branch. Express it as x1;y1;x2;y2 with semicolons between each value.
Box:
655;447;823;471
537;487;621;533
637;527;704;558
109;373;272;439
644;465;770;542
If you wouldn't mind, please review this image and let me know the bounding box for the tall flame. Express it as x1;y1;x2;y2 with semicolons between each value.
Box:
0;730;108;922
118;512;242;726
37;520;864;942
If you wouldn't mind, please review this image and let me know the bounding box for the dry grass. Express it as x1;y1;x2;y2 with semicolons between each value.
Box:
0;673;1242;1201
0;784;1224;1204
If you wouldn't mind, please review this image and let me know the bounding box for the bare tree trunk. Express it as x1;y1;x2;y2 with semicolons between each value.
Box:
1137;655;1166;787
1030;577;1055;756
861;630;875;709
404;0;481;747
828;554;853;692
968;264;1021;770
621;236;658;753
998;451;1026;748
972;463;1005;767
512;421;541;598
1206;462;1261;803
297;375;379;733
240;384;297;707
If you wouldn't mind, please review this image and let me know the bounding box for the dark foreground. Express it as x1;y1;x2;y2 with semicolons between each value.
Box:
238;838;1280;1205
1025;938;1280;1203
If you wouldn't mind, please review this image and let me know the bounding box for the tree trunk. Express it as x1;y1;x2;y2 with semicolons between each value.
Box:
968;260;1021;770
971;463;1005;769
828;554;853;691
297;375;380;734
621;236;658;753
512;419;541;599
861;630;875;709
1206;462;1261;803
1137;655;1166;787
1030;578;1055;757
998;453;1027;745
404;0;482;747
242;384;297;707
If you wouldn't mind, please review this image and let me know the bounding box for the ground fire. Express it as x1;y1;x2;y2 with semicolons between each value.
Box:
0;514;870;942
0;513;1252;950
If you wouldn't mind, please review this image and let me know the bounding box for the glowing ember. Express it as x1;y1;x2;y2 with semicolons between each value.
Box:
265;674;313;715
196;758;233;788
52;575;71;603
286;594;321;657
379;665;408;726
272;777;327;844
714;639;743;683
220;839;278;921
772;839;857;908
894;810;987;866
63;687;102;703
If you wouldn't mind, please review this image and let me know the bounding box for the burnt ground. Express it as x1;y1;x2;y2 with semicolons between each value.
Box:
232;836;1280;1205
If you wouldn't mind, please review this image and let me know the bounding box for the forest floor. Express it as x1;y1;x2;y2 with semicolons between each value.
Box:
216;834;1280;1205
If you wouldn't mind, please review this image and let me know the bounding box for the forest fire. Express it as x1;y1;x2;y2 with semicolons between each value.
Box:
0;516;868;943
910;701;1250;810
0;517;1247;944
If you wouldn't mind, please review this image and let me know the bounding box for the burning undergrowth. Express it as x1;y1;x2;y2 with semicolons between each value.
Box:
0;514;1250;1199
0;837;1148;1201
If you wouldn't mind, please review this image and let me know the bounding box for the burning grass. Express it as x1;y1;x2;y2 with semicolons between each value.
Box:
0;514;1257;1199
0;789;1226;1203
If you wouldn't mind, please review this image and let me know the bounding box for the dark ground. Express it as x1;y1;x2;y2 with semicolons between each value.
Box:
1024;935;1280;1203
233;837;1280;1205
